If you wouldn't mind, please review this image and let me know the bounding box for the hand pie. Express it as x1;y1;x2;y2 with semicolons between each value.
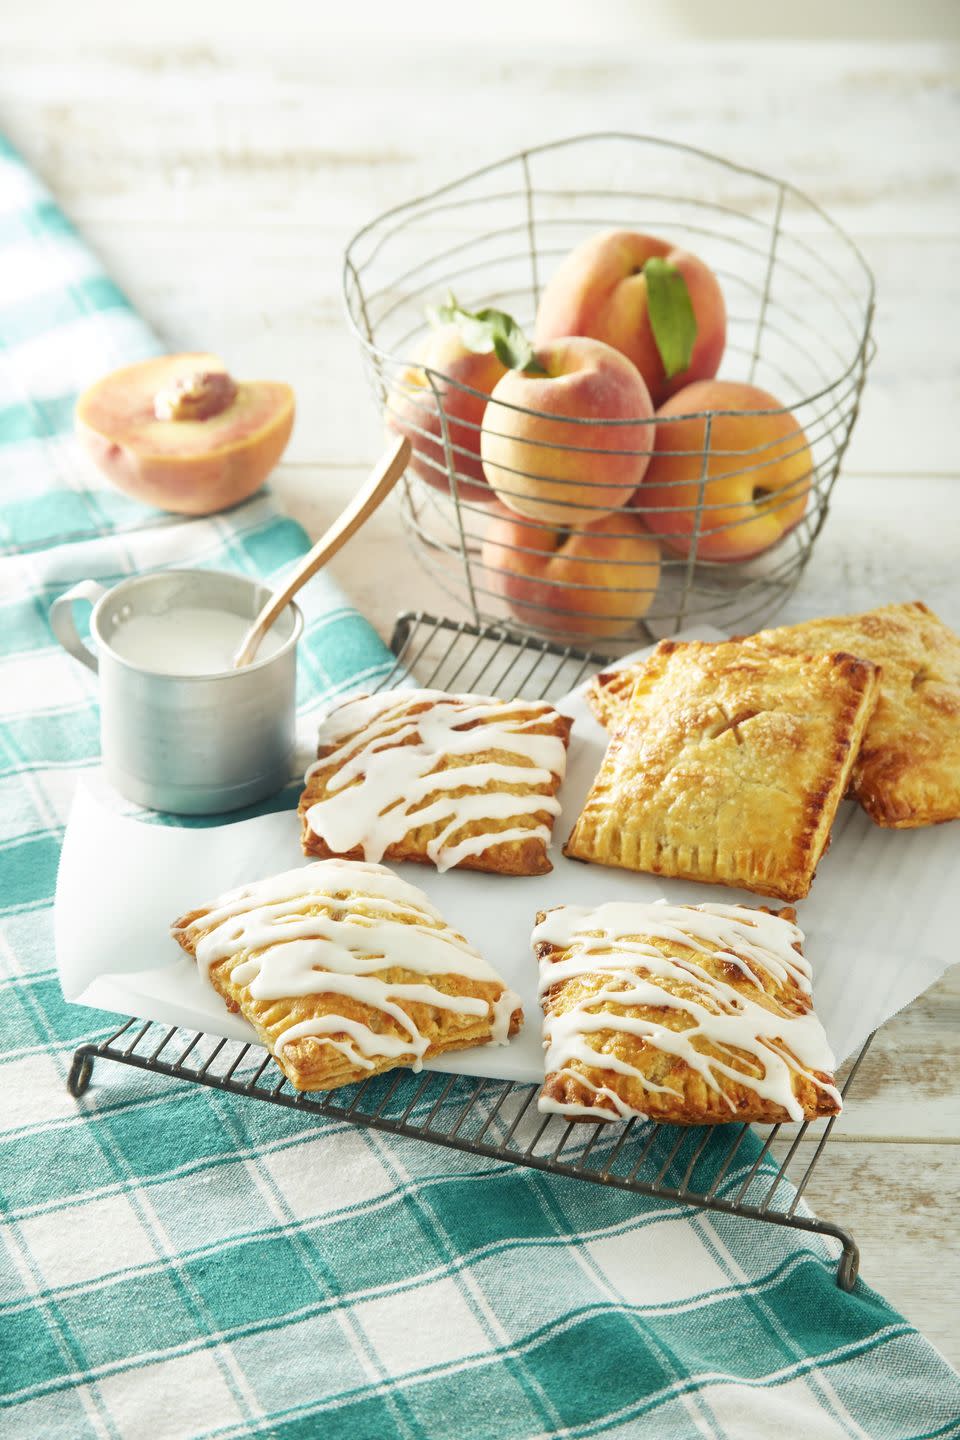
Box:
565;639;880;901
585;602;960;831
534;900;841;1125
734;601;960;829
299;688;572;876
172;859;522;1092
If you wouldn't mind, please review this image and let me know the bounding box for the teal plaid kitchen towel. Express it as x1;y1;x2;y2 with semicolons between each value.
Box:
2;133;959;1440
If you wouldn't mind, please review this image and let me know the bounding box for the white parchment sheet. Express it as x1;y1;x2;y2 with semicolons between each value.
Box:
56;665;958;1083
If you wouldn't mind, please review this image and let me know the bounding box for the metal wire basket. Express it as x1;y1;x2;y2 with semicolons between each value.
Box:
343;133;875;649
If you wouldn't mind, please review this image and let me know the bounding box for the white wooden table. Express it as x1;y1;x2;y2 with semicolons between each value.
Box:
2;2;957;1364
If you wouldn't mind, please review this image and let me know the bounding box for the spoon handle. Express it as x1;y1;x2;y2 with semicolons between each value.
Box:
234;434;411;669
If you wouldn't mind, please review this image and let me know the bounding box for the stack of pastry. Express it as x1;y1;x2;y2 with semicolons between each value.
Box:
572;601;960;900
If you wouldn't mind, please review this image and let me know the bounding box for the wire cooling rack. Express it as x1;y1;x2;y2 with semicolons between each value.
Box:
67;612;868;1289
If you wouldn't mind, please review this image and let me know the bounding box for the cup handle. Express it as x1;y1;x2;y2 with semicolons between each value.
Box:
50;580;107;674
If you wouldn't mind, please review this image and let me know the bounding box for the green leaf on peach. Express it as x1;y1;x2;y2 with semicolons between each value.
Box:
644;258;697;380
430;293;546;375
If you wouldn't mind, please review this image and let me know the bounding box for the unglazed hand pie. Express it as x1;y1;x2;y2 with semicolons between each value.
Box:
585;602;960;831
172;859;522;1092
534;900;841;1125
734;601;960;829
299;688;572;876
565;639;880;901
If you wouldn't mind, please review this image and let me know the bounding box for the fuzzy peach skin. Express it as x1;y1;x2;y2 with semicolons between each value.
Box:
535;230;726;407
480;336;655;528
481;501;661;639
76;353;295;517
635;380;813;562
386;325;506;503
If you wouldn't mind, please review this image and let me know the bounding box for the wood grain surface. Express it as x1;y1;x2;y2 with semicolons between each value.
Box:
2;4;957;1365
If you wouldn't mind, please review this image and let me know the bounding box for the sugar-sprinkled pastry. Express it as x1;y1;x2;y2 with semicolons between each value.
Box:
565;639;880;901
173;859;522;1092
584;661;646;731
299;689;572;876
585;602;960;831
534;900;840;1125
734;601;960;829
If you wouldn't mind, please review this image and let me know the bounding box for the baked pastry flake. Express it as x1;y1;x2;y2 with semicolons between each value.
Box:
565;639;880;901
735;601;960;828
173;859;522;1092
584;663;645;730
299;688;572;875
535;900;840;1125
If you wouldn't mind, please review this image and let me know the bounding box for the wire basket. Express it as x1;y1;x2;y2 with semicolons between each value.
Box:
343;133;875;649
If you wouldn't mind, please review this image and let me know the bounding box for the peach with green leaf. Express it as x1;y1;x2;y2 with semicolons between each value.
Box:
459;304;655;527
386;299;508;503
535;230;726;407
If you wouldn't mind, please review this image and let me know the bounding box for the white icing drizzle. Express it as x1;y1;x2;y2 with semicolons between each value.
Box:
303;689;568;872
185;859;520;1070
534;900;840;1123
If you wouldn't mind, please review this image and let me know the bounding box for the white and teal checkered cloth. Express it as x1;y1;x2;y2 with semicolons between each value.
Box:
2;132;958;1440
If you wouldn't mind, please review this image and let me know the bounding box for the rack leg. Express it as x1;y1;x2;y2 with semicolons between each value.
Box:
68;1047;96;1098
836;1239;860;1291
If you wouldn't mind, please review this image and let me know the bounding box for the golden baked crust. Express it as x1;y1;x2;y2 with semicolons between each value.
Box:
173;859;522;1092
565;639;880;901
584;664;645;730
299;689;572;876
735;602;960;828
535;900;840;1125
586;603;960;831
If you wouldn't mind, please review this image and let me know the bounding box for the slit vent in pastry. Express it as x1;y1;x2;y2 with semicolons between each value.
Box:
535;900;840;1126
172;859;522;1092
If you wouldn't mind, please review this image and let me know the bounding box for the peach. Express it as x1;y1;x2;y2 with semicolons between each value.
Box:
480;336;654;528
636;380;813;562
386;324;506;503
76;353;294;516
535;230;726;407
481;502;661;640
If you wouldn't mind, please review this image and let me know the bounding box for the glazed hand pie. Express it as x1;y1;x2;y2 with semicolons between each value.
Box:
299;688;572;876
565;639;880;901
172;859;522;1092
534;900;841;1125
734;601;960;829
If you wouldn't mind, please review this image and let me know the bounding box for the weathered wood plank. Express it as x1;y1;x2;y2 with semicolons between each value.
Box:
2;37;957;235
769;1142;960;1367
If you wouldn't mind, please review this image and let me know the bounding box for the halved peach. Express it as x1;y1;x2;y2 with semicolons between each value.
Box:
75;353;295;516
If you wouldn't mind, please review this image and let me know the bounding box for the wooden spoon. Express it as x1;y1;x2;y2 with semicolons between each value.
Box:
233;434;411;668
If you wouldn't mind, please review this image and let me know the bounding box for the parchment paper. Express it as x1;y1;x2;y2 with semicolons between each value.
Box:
56;659;958;1082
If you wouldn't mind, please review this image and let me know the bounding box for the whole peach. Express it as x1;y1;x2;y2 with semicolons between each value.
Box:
535;230;726;407
480;336;654;528
636;380;813;562
386;325;506;503
481;502;661;639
